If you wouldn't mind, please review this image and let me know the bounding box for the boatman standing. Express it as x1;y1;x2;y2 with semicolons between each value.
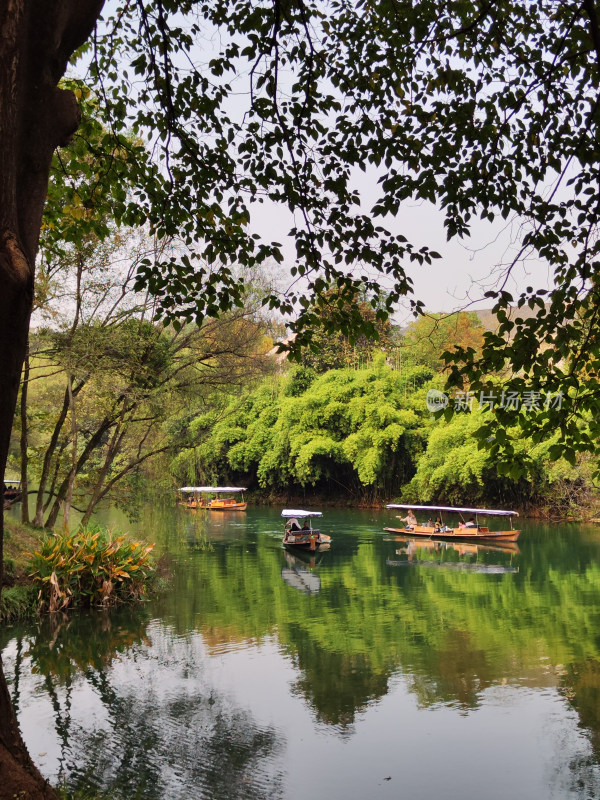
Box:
397;509;417;529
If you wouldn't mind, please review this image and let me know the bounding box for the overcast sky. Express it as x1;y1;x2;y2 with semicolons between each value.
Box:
247;172;554;326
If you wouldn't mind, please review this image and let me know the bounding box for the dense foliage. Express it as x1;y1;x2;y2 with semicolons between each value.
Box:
14;214;274;528
70;1;600;469
27;525;155;612
174;358;434;500
405;409;597;516
174;354;598;513
402;312;484;371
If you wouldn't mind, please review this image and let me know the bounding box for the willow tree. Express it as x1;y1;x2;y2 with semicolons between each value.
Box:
2;1;600;794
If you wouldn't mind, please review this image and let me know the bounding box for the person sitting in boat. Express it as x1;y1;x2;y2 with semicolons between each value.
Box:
458;521;466;529
302;520;310;530
397;510;417;529
427;517;434;527
465;517;477;528
286;518;301;532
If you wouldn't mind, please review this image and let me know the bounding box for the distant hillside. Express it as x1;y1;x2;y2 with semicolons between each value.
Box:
397;305;543;336
474;305;542;332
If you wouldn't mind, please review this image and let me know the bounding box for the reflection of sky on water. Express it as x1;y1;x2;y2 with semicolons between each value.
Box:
2;620;597;800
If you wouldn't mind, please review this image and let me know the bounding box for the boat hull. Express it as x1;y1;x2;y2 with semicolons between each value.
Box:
383;525;521;542
208;501;247;510
283;531;332;551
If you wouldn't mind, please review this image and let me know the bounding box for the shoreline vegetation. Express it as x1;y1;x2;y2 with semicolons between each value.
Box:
171;359;600;520
14;302;600;542
1;519;161;623
246;491;600;520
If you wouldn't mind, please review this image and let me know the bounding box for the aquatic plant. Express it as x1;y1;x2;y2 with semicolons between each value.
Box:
27;525;155;612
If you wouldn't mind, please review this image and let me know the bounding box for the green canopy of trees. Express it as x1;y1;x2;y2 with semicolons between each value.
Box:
175;358;434;499
174;357;597;513
405;408;596;515
402;312;485;371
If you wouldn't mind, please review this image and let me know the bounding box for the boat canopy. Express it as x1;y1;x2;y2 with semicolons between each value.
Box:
281;509;322;518
386;504;518;517
180;486;246;493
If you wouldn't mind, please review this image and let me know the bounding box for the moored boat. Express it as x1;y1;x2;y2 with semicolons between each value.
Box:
384;504;521;542
180;486;247;510
282;509;332;551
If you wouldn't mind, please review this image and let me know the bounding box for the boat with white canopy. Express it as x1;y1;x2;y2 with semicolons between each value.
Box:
384;504;520;542
282;509;332;551
179;486;247;510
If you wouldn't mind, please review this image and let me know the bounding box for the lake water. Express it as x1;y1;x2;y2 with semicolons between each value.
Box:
3;503;600;799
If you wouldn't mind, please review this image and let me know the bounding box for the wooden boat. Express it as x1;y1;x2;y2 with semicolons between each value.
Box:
384;504;521;542
282;509;332;551
179;486;247;510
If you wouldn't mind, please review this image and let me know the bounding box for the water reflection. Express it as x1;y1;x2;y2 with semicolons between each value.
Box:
4;615;284;799
386;537;519;572
281;550;323;595
280;546;332;594
4;506;600;798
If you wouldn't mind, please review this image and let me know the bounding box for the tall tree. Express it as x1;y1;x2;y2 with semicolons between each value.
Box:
300;288;396;373
403;312;485;371
0;4;104;793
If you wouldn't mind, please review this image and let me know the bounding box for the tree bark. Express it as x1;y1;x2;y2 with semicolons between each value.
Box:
33;380;84;526
79;421;125;528
44;411;121;529
0;1;105;795
61;374;78;529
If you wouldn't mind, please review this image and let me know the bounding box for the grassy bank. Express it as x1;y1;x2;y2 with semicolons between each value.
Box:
1;519;45;622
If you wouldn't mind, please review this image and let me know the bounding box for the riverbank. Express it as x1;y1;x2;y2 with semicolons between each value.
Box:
246;490;600;521
1;519;42;621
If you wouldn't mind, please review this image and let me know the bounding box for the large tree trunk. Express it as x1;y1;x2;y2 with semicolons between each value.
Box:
0;1;105;795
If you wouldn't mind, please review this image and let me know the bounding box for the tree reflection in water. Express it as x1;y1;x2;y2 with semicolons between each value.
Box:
5;609;284;800
7;516;600;799
64;690;283;800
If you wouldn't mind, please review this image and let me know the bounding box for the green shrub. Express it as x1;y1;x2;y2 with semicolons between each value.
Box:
27;525;155;612
3;556;16;581
0;585;36;622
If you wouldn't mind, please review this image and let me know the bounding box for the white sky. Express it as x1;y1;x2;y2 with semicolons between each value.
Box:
247;178;554;326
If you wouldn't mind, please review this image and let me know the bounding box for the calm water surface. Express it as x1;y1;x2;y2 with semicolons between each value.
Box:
3;503;600;799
